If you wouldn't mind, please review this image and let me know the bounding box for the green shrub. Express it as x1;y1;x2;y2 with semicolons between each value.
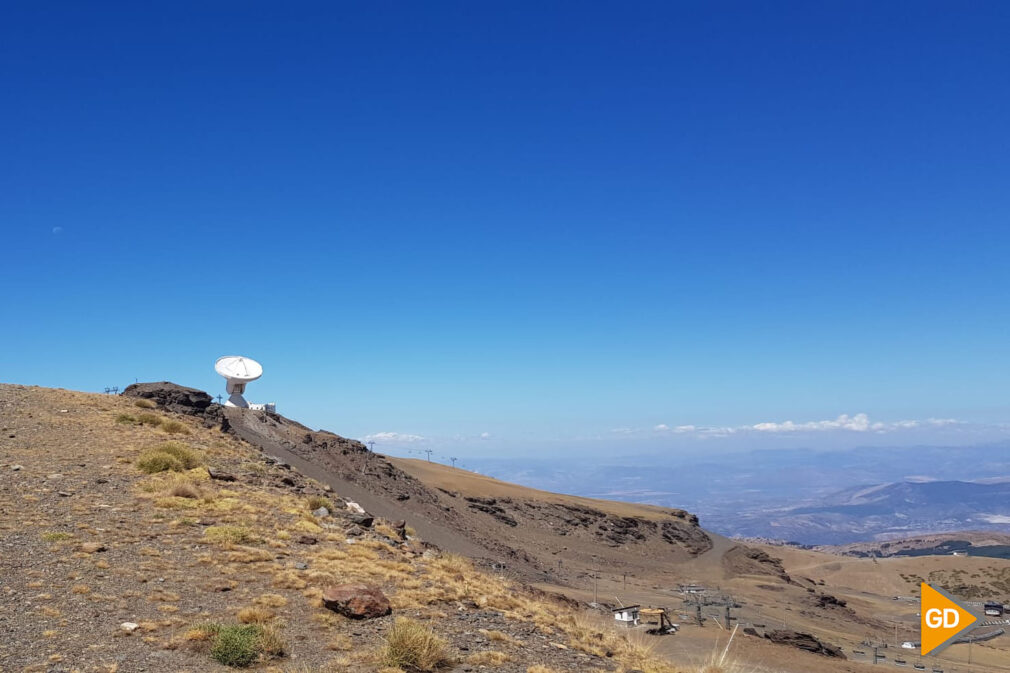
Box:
136;451;184;474
382;617;452;671
41;531;74;542
189;622;285;668
211;624;262;667
154;442;202;469
115;413;137;425
133;398;156;409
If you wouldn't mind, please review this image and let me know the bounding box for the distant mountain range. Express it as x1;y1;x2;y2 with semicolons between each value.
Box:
462;444;1010;545
715;480;1010;545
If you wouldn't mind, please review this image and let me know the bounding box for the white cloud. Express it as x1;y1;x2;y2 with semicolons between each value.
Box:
363;431;425;443
479;432;491;440
647;413;963;437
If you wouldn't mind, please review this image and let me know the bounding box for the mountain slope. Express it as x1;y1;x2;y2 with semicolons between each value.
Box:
0;382;692;673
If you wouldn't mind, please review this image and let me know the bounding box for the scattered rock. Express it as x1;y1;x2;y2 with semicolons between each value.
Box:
350;513;374;529
296;535;318;545
344;525;364;537
120;622;140;633
389;520;407;540
79;542;107;553
207;468;237;482
47;473;63;480
322;583;392;619
312;507;330;518
294;562;309;570
57;491;72;497
10;464;23;471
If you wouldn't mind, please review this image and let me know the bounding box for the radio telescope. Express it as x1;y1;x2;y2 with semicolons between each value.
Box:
214;356;263;408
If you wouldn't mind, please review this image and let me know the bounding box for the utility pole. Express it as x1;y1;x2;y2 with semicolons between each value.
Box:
367;441;376;452
424;449;433;462
216;394;223;405
623;573;627;592
450;456;457;468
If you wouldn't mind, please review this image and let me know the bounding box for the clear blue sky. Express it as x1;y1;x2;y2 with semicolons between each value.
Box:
3;2;1009;457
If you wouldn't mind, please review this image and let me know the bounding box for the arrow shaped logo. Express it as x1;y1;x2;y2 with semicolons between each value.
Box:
921;583;978;656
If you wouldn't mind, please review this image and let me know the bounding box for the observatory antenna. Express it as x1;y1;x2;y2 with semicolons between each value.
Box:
214;356;263;408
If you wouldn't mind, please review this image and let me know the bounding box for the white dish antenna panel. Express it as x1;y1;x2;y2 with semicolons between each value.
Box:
214;356;263;408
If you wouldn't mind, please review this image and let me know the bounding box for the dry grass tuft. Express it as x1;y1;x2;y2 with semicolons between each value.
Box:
254;593;288;608
479;629;520;646
153;442;201;468
136;442;202;474
306;495;333;512
135;413;163;427
169;482;202;499
381;617;452;672
136;452;184;474
466;650;511;665
133;398;156;409
205;525;256;546
237;606;274;624
159;419;190;434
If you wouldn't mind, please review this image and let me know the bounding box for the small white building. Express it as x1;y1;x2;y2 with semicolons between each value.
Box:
613;605;641;627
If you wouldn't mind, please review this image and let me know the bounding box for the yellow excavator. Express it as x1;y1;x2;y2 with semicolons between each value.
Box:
640;607;679;635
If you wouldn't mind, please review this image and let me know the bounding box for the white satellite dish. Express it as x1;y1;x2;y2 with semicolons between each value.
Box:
214;356;263;408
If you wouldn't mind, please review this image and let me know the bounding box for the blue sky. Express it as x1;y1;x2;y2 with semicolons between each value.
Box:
2;2;1009;459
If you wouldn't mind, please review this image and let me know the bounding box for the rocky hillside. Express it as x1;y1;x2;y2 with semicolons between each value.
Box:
124;382;714;587
0;382;704;672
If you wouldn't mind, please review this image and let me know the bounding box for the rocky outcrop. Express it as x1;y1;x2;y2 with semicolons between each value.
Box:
764;630;846;658
322;583;392;619
723;545;794;583
122;382;215;416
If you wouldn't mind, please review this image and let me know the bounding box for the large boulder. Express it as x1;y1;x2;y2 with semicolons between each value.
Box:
322;583;391;619
122;382;214;416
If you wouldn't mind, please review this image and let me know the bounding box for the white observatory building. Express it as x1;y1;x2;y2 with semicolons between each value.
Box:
215;355;275;412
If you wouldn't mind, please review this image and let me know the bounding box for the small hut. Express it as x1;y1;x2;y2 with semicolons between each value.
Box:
613;605;641;627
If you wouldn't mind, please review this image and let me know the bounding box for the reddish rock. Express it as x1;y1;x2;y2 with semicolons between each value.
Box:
322;583;391;619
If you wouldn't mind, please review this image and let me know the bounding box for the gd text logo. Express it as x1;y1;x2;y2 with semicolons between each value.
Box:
920;583;977;656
